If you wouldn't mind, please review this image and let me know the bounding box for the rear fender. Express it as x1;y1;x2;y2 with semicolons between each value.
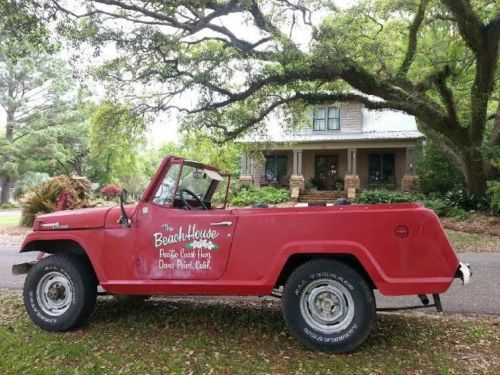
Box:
267;240;385;289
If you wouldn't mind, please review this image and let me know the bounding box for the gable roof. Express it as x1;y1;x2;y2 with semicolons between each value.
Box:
238;107;424;144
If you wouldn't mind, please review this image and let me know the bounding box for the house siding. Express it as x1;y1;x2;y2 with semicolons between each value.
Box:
251;159;265;185
339;103;363;133
291;103;363;136
240;102;423;193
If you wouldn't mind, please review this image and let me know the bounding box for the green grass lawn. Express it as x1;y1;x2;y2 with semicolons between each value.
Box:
446;229;500;253
0;213;20;228
0;291;498;374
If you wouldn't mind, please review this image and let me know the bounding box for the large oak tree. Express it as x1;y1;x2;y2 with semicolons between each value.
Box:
49;0;499;197
0;0;76;203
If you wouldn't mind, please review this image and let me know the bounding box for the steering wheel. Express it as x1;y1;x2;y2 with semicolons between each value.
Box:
179;188;208;210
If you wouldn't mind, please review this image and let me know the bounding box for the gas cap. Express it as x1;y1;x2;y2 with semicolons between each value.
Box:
395;225;410;238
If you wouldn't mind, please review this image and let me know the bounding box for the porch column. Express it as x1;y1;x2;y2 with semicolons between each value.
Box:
290;149;305;201
345;148;360;199
297;149;303;175
406;147;416;175
347;148;357;175
401;146;420;193
239;153;253;186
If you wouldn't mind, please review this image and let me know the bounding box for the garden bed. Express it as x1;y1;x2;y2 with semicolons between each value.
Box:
442;213;500;237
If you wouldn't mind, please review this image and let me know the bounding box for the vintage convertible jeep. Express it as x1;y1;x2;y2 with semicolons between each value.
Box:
14;156;471;353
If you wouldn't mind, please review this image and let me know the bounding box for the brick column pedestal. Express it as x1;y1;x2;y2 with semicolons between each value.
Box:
289;175;305;202
239;175;253;186
344;174;360;199
401;174;420;193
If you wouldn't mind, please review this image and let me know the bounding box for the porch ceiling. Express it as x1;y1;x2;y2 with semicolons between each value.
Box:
260;139;420;151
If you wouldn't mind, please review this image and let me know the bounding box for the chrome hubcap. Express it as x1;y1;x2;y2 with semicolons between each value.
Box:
300;278;355;333
36;272;73;316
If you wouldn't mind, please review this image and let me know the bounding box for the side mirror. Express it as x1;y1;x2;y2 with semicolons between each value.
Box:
120;189;128;204
118;189;131;227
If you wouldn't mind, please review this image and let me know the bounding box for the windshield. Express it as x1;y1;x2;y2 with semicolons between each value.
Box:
177;164;214;199
153;163;182;205
152;162;222;206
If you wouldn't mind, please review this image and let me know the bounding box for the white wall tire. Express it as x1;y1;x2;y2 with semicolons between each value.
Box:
282;259;376;353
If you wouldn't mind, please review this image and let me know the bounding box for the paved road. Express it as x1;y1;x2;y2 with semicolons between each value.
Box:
0;246;37;288
0;209;21;216
1;246;498;315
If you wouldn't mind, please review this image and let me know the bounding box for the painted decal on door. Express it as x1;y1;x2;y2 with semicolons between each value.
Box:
153;224;220;271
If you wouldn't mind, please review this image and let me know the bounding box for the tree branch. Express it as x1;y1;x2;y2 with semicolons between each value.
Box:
432;66;460;127
441;0;484;56
398;0;429;77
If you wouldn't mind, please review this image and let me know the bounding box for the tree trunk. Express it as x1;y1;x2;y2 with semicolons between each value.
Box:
1;112;15;204
1;177;12;205
461;150;488;197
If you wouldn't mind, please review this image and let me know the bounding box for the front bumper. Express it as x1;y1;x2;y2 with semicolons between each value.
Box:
455;262;472;285
12;262;35;275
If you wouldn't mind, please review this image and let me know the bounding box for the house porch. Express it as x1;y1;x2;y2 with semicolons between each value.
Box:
240;143;420;199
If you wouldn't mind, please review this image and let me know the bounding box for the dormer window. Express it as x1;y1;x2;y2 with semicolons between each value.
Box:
313;106;340;131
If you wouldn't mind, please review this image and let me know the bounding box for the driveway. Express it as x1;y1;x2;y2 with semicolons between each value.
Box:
1;246;498;315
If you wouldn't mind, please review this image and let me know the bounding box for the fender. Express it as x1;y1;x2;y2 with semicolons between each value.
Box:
263;240;455;296
19;230;107;283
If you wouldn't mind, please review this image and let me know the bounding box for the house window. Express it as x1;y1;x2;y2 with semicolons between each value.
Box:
368;153;395;185
265;155;287;185
313;106;340;131
327;107;340;130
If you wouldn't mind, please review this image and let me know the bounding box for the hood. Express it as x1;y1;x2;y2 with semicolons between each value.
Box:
34;206;115;231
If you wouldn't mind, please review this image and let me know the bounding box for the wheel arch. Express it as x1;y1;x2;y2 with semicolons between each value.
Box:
21;239;99;284
274;253;376;290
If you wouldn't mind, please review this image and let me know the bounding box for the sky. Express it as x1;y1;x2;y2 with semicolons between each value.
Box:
0;0;358;148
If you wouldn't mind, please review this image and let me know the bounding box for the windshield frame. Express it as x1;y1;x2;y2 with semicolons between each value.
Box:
146;156;227;209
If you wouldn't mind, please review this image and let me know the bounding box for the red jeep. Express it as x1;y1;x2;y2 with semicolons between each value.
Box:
14;156;471;353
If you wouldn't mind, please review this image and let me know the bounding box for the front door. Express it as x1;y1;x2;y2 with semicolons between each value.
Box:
136;202;236;280
315;155;338;190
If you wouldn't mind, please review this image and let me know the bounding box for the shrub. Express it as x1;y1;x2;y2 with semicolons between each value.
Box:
448;206;470;220
231;185;289;206
421;196;449;217
101;184;122;200
353;189;418;204
422;192;476;219
488;180;500;214
0;203;17;209
442;189;482;211
20;175;92;227
417;143;465;195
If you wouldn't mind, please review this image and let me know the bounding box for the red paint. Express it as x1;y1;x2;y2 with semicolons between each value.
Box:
20;156;461;297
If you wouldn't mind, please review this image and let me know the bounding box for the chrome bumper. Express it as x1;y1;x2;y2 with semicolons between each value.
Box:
455;262;472;285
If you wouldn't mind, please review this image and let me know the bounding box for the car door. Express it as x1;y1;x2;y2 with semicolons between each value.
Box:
136;202;237;280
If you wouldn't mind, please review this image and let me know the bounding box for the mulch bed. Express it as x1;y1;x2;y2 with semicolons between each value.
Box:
441;213;500;237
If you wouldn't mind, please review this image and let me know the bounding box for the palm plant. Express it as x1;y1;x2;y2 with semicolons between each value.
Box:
20;175;92;227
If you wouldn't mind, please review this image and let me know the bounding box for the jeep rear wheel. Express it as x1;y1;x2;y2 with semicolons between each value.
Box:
23;254;97;332
282;259;376;353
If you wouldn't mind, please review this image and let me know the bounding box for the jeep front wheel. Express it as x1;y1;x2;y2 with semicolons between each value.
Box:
282;259;376;353
23;254;97;332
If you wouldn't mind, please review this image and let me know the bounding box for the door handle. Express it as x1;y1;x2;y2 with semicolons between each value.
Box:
210;221;233;227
